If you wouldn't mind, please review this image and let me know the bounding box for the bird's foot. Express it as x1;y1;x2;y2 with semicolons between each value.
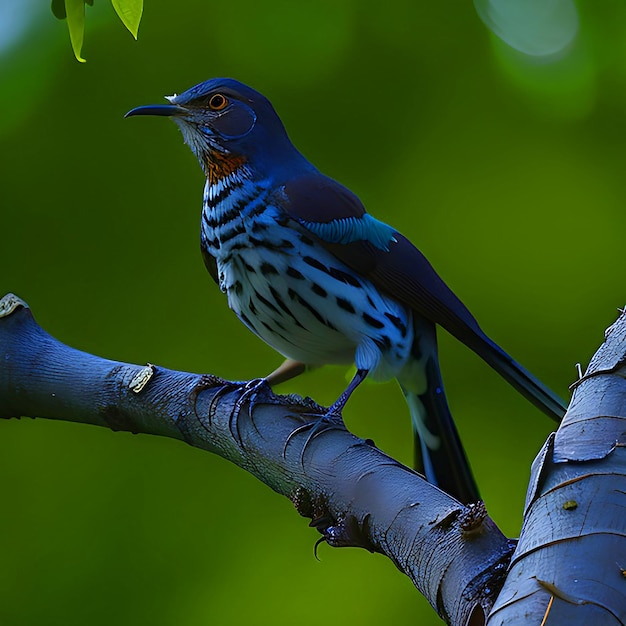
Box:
229;378;269;443
284;406;346;464
310;407;345;436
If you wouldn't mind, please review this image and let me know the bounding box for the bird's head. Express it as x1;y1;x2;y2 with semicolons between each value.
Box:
126;78;306;183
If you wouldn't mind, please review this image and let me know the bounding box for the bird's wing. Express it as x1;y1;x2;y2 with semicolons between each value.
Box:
281;174;485;341
281;174;567;421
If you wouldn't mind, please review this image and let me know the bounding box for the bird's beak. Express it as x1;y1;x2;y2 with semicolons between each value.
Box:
124;104;184;118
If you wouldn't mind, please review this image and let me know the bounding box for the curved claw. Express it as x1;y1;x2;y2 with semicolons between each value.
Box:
282;368;368;462
229;378;268;443
283;410;345;465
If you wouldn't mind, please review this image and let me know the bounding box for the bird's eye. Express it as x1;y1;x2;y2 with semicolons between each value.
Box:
208;94;228;111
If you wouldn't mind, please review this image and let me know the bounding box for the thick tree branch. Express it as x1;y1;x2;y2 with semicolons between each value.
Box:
488;310;626;626
0;294;512;626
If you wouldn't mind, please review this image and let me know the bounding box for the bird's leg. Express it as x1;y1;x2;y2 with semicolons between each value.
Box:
325;368;369;420
284;368;370;462
265;359;307;386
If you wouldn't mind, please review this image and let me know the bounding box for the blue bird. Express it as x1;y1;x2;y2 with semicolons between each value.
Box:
126;78;566;504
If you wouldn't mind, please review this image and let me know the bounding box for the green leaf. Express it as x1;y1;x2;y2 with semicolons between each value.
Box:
64;0;86;62
111;0;143;39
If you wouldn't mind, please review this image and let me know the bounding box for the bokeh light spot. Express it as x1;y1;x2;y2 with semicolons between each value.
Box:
475;0;579;58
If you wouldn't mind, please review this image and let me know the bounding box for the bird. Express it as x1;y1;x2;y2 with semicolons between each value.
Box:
126;78;566;504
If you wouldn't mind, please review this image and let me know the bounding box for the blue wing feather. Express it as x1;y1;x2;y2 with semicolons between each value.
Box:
281;173;482;335
281;174;396;250
299;214;397;251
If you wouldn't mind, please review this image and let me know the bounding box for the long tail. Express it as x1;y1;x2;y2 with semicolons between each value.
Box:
399;323;480;504
465;331;567;422
401;362;479;504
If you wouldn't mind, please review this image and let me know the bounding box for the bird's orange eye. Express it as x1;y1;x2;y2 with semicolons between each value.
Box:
208;94;228;111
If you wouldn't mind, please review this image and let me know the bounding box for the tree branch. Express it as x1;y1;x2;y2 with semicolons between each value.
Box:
0;293;513;626
488;310;626;625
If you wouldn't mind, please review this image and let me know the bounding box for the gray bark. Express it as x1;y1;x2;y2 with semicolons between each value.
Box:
487;312;626;625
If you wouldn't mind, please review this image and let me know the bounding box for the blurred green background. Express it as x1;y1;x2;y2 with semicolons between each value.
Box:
1;1;625;624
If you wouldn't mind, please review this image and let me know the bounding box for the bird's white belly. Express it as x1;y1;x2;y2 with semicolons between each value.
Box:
220;237;414;381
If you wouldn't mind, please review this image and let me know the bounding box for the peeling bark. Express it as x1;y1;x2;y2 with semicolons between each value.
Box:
488;311;626;626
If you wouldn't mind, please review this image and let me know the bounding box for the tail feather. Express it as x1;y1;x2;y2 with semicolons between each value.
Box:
399;328;565;503
401;356;480;504
466;332;567;423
